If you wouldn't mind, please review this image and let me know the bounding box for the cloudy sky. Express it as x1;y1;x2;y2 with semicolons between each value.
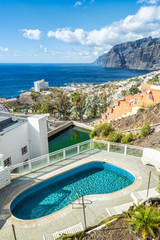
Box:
1;0;160;63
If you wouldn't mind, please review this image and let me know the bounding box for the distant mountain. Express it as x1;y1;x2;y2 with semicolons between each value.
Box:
94;37;160;70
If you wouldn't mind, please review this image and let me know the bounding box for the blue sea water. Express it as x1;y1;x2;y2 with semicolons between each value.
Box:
11;161;134;219
0;63;149;99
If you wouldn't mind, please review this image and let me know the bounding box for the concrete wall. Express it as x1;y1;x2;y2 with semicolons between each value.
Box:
73;121;94;131
0;122;31;166
48;121;93;139
122;123;160;134
142;148;160;171
48;121;73;138
28;115;48;158
0;115;48;166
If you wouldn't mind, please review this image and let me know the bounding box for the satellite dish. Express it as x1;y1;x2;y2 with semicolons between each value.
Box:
12;116;17;122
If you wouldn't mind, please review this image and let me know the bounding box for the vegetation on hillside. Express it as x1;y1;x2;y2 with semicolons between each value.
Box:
7;88;111;121
90;123;150;144
126;204;160;239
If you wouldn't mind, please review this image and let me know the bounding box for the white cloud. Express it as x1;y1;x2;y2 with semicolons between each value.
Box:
73;0;94;7
48;6;160;48
22;29;41;40
0;46;8;52
74;1;83;7
138;0;159;4
43;48;48;53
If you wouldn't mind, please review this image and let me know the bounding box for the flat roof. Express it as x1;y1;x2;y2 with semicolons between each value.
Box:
0;113;27;136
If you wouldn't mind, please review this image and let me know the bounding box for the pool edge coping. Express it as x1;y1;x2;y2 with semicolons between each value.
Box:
2;156;142;228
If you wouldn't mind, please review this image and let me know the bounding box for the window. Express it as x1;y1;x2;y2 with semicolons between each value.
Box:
21;146;28;155
4;157;12;167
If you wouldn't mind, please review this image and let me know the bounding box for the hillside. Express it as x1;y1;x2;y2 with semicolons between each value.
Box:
95;36;160;70
109;103;160;131
109;103;160;149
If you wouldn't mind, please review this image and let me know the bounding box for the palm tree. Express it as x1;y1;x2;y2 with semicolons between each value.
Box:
125;203;160;239
70;92;81;119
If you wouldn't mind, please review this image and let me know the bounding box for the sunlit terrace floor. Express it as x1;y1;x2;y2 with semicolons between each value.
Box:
0;149;159;240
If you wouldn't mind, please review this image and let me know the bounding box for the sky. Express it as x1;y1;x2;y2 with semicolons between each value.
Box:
1;0;160;63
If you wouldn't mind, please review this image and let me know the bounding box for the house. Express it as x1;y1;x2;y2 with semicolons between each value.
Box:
0;113;48;167
98;84;160;123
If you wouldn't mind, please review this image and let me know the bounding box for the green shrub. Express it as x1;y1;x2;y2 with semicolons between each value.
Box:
140;124;151;137
137;107;145;113
106;131;124;143
121;133;134;144
147;103;154;108
136;131;142;139
90;123;114;139
126;204;160;240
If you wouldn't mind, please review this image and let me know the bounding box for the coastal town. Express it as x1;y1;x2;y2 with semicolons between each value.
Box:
1;69;160;125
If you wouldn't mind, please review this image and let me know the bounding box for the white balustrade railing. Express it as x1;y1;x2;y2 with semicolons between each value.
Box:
8;139;144;178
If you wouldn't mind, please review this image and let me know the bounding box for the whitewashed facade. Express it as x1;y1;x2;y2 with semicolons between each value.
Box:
34;79;49;92
0;114;49;167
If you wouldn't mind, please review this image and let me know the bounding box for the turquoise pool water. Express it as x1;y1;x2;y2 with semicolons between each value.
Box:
49;126;90;153
11;162;135;220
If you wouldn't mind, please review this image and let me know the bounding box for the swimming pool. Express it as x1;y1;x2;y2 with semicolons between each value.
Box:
11;162;135;220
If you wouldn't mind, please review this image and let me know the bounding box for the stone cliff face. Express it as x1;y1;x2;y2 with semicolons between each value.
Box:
95;37;160;70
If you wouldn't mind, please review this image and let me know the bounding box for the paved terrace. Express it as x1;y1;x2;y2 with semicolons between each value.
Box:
0;149;159;240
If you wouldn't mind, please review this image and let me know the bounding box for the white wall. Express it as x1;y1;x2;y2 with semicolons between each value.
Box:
0;115;48;166
28;115;48;158
0;122;30;166
142;148;160;172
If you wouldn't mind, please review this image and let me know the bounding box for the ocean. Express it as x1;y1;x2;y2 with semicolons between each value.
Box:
0;63;149;99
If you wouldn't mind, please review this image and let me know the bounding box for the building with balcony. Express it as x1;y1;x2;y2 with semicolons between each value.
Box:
34;79;49;92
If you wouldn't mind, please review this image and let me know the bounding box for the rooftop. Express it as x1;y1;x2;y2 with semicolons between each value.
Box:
0;113;27;136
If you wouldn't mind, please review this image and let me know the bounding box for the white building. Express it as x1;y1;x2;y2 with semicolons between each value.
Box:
0;113;49;167
34;79;49;92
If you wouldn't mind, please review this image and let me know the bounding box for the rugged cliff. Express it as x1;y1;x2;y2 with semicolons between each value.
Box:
95;37;160;70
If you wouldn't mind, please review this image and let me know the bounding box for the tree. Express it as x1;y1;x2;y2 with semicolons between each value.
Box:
76;93;87;121
98;92;111;115
70;92;81;119
126;204;160;239
30;90;41;103
129;86;140;95
121;90;127;97
40;99;53;113
30;90;41;112
50;88;71;119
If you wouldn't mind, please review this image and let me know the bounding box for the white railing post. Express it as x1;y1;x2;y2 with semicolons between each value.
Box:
63;149;66;160
47;154;50;165
108;142;110;152
124;145;127;155
90;140;93;150
29;160;32;172
77;144;80;154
